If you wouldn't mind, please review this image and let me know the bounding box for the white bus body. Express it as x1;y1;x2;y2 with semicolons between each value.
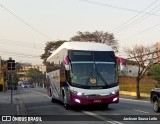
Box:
46;42;119;109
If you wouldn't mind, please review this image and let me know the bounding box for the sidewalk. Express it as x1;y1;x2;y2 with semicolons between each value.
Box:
120;94;150;102
0;90;17;115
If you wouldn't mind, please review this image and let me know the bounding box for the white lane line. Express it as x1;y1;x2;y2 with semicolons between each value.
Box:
28;105;56;110
120;98;150;103
16;104;20;115
31;90;124;123
16;105;21;124
82;111;124;124
30;90;51;99
134;109;149;114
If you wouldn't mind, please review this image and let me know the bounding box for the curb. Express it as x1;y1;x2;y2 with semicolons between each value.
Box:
120;91;150;98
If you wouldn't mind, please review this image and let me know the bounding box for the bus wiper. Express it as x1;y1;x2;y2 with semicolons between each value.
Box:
93;60;109;87
97;72;109;87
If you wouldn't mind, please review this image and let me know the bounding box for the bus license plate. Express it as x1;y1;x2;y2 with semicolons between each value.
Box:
94;100;101;103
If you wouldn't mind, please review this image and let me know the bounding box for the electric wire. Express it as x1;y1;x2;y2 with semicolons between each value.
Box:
0;39;45;50
0;49;40;58
110;0;160;33
79;0;160;16
80;0;160;39
0;4;53;41
122;23;160;41
113;1;160;33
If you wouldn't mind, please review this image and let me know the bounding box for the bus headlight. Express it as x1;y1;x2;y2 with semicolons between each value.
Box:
75;99;81;103
77;92;83;96
111;90;119;95
70;90;83;96
113;97;118;102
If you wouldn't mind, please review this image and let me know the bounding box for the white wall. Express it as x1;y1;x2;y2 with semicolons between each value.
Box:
125;65;139;77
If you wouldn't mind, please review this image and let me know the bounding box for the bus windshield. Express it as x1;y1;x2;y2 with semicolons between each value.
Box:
68;51;118;89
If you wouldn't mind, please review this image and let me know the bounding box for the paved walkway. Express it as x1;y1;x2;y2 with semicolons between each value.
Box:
0;90;17;115
120;94;150;101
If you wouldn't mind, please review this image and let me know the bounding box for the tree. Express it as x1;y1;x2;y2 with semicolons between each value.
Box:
40;40;66;64
149;64;160;88
125;44;159;98
70;31;118;52
41;31;118;72
26;68;43;86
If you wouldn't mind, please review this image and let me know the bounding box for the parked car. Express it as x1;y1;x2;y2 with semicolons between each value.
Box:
150;88;160;112
21;81;29;88
18;81;23;86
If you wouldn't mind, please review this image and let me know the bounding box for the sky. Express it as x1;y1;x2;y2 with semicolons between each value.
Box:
0;0;160;64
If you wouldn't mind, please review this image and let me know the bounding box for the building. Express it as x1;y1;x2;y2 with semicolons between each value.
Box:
18;64;46;80
122;59;139;77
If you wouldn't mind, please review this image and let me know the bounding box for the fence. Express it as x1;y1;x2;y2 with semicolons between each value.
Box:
119;76;157;96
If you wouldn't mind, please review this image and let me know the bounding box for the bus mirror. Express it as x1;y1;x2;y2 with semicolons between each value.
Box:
64;56;69;65
65;64;70;70
116;56;126;73
64;56;70;70
120;64;125;71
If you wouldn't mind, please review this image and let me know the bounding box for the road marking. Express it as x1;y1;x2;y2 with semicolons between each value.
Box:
16;104;20;115
30;90;51;99
120;98;150;103
134;109;149;114
32;90;153;123
16;104;21;124
82;111;124;124
31;90;124;123
28;105;57;110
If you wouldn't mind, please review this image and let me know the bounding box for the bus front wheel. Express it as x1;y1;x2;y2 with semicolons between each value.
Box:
63;93;70;110
153;100;160;112
50;89;55;103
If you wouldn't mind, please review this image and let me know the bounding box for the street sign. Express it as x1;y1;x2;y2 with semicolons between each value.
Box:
7;60;15;70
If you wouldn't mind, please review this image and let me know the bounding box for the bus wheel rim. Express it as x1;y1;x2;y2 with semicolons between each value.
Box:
154;101;158;111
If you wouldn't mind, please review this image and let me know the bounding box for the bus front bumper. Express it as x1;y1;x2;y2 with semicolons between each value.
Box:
70;92;119;105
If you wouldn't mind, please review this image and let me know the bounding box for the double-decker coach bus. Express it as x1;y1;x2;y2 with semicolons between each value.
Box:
46;42;119;109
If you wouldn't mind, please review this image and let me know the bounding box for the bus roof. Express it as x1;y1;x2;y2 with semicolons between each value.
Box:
47;41;113;62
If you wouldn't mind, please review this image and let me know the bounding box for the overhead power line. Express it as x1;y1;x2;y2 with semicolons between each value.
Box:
110;0;160;33
79;0;160;16
123;23;160;41
0;50;40;58
80;0;160;39
126;49;160;60
0;4;53;41
112;1;160;33
0;39;45;49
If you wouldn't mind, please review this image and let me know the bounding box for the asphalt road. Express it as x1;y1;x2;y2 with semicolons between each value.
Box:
14;86;160;124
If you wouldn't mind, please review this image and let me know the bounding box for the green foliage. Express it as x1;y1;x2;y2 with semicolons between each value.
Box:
46;62;60;73
41;31;119;66
70;31;118;52
26;68;43;83
149;64;160;88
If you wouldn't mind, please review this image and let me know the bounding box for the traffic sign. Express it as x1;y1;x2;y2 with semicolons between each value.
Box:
7;60;15;70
